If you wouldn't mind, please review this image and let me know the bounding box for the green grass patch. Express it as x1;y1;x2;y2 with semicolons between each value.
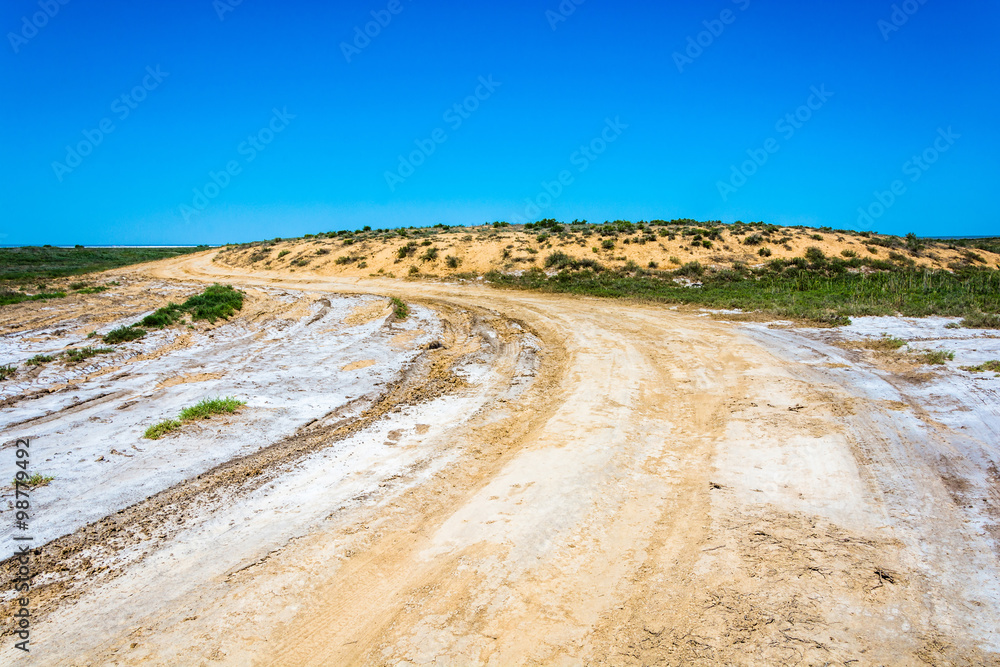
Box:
25;354;55;366
76;285;110;295
144;396;246;439
0;246;206;284
484;264;1000;326
918;350;955;365
144;419;182;440
65;347;114;363
139;283;244;328
0;290;68;307
13;473;54;488
391;297;409;319
960;360;1000;373
0;365;17;381
178;396;246;421
956;312;1000;329
103;325;146;344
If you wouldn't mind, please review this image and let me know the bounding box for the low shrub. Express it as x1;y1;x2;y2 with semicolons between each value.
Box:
103;325;146;344
0;365;16;381
960;360;1000;373
957;312;1000;329
144;419;182;440
25;354;54;366
919;350;955;365
391;297;409;319
65;347;113;363
178;396;245;421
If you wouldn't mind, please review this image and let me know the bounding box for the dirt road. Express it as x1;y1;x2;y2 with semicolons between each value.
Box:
13;251;1000;665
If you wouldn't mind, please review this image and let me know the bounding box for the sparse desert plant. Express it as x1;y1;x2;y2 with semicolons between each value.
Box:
669;256;681;265
391;297;409;319
648;261;658;269
805;247;826;264
758;247;772;257
743;234;763;246
0;365;17;381
601;239;615;250
851;334;907;351
179;396;246;421
25;354;54;366
408;265;420;275
144;419;182;440
918;350;955;365
103;325;146;344
13;473;54;488
960;360;1000;373
957;312;1000;329
65;347;113;363
420;247;439;262
675;261;704;278
278;250;291;258
445;255;461;269
841;249;857;258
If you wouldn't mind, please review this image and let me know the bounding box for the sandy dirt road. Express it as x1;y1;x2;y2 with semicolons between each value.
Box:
12;250;1000;665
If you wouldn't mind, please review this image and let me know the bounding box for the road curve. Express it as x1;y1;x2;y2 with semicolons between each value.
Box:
39;251;1000;665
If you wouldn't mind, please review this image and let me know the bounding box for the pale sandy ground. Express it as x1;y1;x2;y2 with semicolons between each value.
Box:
2;250;999;666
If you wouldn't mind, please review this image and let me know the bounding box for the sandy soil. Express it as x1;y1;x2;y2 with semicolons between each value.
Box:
214;225;1000;279
2;250;999;665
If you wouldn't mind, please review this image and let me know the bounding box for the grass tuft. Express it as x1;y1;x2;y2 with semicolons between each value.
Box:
13;473;54;488
957;312;1000;329
25;354;55;366
144;419;182;440
0;365;17;381
65;347;114;363
178;396;246;421
918;350;955;365
960;360;1000;373
103;325;146;344
391;297;409;319
139;284;244;328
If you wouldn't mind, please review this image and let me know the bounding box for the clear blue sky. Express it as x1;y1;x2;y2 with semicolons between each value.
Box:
2;0;997;245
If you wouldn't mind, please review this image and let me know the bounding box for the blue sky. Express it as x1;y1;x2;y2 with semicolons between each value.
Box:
2;0;997;245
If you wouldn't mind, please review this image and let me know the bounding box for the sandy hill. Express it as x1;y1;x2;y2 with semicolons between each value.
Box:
215;221;1000;280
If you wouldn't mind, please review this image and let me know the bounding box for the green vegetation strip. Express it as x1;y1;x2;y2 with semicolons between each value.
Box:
145;397;246;440
139;284;244;327
960;360;1000;373
0;246;207;283
486;257;1000;326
